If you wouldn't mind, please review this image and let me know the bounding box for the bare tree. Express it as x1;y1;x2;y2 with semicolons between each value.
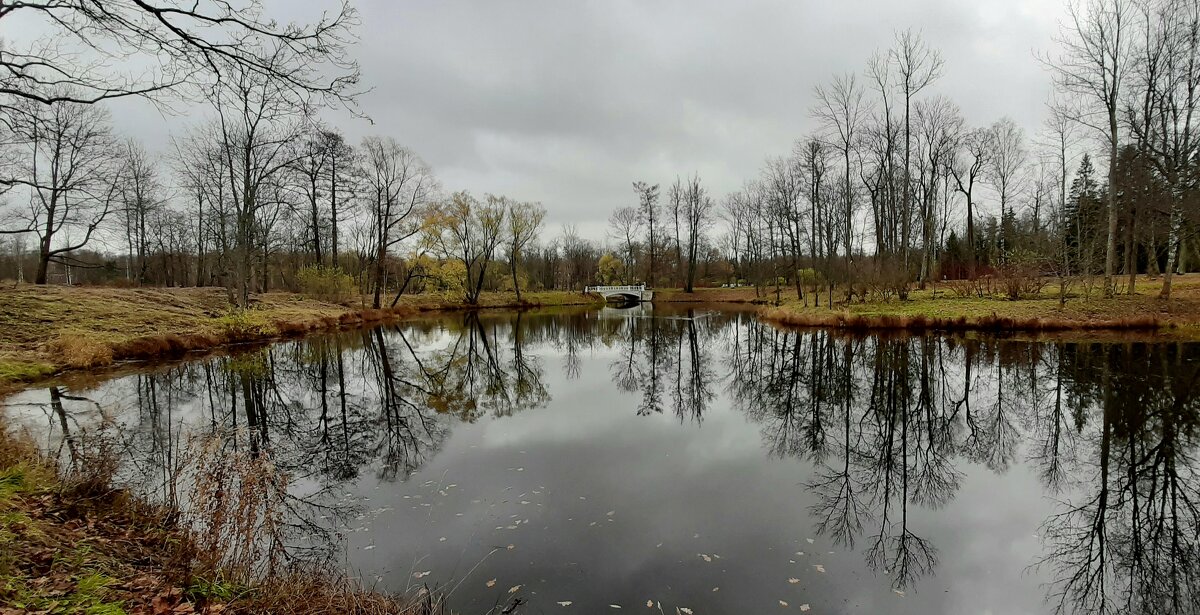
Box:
359;136;435;308
1;96;120;283
207;45;309;306
1123;0;1200;299
0;1;360;111
680;174;713;293
813;73;869;271
607;206;643;283
892;29;944;272
950;127;993;278
1048;0;1134;295
914;96;963;284
987;117;1029;260
506;200;546;301
633;181;661;287
119;139;165;283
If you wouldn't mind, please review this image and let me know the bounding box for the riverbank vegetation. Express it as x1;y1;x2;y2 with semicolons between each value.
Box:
0;427;441;614
759;275;1200;334
0;285;601;394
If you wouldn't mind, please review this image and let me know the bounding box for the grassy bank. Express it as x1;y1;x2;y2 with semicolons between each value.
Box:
0;429;439;615
0;285;602;394
758;275;1200;336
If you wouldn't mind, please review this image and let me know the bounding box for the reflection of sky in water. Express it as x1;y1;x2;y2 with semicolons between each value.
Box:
4;308;1198;615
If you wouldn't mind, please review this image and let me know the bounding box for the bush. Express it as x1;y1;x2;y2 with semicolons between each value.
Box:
996;250;1050;300
295;265;356;304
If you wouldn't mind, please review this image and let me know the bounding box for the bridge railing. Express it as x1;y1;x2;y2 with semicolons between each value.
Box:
584;284;646;293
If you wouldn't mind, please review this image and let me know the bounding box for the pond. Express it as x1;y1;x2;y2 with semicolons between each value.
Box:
4;305;1199;614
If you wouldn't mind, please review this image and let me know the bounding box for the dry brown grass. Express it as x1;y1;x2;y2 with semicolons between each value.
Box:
759;274;1200;337
0;284;602;393
0;426;442;615
47;333;114;368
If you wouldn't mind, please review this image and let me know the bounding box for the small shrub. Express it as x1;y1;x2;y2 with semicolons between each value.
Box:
48;334;113;368
996;251;1050;300
296;265;356;304
215;311;276;339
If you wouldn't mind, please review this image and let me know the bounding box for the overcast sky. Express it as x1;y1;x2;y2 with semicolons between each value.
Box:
41;0;1071;242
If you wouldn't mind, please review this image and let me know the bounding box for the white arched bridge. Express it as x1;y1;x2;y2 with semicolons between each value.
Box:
584;284;654;303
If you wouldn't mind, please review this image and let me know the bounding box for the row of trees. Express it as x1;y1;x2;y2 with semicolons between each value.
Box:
600;1;1200;302
4;0;1200;304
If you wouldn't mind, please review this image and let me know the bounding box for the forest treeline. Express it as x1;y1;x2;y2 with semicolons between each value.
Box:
1;0;1199;304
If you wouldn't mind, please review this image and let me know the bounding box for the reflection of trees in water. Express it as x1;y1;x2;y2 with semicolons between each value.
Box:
606;309;725;422
729;323;1200;610
1038;343;1200;615
19;310;1200;612
25;312;557;496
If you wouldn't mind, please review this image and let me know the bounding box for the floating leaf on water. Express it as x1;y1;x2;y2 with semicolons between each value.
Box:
413;571;431;579
656;543;663;548
364;545;375;550
806;538;814;544
799;605;810;612
507;544;516;550
779;600;789;607
646;600;654;607
509;585;522;594
439;537;446;542
607;511;616;516
557;601;573;606
712;587;719;592
892;589;906;597
680;609;694;614
609;604;622;609
699;554;712;562
486;579;497;588
788;578;800;584
813;565;826;573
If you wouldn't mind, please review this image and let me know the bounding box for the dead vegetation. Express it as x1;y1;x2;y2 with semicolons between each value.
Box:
760;274;1200;336
0;285;602;394
0;426;443;615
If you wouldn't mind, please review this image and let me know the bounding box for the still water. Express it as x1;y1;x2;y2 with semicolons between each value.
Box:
4;305;1198;614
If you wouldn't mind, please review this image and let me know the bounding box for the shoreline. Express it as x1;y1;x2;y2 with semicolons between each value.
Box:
0;285;606;396
5;280;1200;396
0;426;440;615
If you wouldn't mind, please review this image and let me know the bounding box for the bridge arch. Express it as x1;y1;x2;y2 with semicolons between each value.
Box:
584;284;653;303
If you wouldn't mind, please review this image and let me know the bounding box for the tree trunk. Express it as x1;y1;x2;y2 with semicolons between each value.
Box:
1104;122;1119;296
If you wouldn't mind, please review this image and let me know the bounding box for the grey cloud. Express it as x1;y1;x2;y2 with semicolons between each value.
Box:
95;0;1066;238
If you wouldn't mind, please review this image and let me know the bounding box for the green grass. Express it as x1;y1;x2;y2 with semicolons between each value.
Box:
0;359;56;383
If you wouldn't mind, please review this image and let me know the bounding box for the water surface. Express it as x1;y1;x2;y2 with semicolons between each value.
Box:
5;305;1198;614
